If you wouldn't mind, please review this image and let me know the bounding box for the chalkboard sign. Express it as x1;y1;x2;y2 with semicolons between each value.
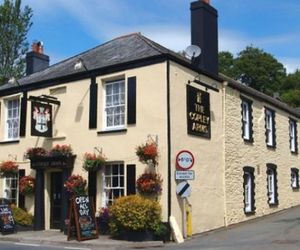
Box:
67;196;98;241
0;204;15;235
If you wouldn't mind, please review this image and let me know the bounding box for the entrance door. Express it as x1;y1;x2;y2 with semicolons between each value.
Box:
50;172;62;229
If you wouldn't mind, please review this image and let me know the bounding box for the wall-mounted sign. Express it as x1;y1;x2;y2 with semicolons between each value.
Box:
176;150;194;170
186;85;211;138
175;170;195;180
176;181;191;198
31;102;52;137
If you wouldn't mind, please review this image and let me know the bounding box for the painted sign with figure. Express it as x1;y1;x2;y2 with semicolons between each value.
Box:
31;102;52;137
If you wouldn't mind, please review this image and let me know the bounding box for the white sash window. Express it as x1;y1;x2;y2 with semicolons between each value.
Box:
5;98;20;140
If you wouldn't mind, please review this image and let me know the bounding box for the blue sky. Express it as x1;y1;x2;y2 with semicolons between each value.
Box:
13;0;300;73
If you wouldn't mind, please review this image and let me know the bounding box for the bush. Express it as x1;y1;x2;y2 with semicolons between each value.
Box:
109;195;162;236
11;205;33;226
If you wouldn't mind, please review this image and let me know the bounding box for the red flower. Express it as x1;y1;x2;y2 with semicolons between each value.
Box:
136;172;162;195
19;176;35;195
0;161;18;175
136;142;158;165
64;175;87;195
83;152;106;171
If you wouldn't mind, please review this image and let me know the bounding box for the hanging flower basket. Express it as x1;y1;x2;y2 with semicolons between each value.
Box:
64;175;87;195
82;152;106;171
0;161;18;176
136;171;162;196
19;176;35;196
136;142;158;165
49;144;73;157
25;147;48;159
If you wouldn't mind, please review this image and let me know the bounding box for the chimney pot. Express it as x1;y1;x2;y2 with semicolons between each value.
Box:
202;0;210;4
26;41;49;75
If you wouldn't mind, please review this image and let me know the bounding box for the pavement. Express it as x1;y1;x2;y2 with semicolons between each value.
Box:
0;230;165;250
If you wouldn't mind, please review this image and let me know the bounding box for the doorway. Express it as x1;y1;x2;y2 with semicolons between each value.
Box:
50;172;62;229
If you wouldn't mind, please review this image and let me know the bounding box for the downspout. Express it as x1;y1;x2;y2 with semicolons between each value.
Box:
222;81;228;227
167;60;172;221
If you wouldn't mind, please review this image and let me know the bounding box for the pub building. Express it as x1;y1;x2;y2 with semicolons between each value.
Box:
0;0;299;236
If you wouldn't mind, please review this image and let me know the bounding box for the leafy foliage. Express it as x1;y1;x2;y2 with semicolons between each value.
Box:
279;70;300;108
0;0;33;84
11;205;33;226
219;45;286;96
109;195;162;236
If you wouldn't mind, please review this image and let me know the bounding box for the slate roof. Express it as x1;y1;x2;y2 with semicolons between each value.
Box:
0;32;189;91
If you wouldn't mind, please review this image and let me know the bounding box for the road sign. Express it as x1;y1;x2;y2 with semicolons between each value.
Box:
176;150;194;170
175;170;195;180
176;181;191;198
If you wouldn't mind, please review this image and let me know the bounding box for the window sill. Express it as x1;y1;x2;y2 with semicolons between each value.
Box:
97;129;127;135
0;140;20;145
244;211;255;215
291;151;298;155
266;144;276;150
46;135;67;140
243;138;254;144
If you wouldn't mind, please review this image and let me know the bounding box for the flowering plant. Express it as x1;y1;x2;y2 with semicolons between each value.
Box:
136;142;158;165
0;161;18;175
97;207;110;234
83;152;106;171
64;175;87;195
19;176;35;195
25;147;48;158
136;171;162;196
49;144;73;157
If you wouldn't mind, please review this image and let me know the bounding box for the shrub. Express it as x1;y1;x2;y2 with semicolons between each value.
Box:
109;195;162;236
11;205;33;226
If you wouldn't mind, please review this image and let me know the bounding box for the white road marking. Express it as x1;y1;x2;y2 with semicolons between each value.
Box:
64;247;91;250
15;242;40;247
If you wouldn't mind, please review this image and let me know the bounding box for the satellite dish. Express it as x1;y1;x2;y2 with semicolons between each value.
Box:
185;45;201;60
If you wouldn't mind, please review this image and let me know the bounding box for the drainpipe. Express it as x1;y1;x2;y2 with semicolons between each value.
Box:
222;81;228;227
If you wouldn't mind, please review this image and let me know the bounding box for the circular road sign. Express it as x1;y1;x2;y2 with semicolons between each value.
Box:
176;150;194;170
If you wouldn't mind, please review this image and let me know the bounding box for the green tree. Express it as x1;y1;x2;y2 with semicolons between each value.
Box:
219;46;287;97
280;70;300;108
0;0;33;84
234;46;286;96
218;51;235;78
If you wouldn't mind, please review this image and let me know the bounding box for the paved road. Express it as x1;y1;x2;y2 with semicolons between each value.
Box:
143;206;300;250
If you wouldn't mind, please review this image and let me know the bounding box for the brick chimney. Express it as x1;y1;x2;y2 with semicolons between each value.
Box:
190;0;218;76
26;41;49;75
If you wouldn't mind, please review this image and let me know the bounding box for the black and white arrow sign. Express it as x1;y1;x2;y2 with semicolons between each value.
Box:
176;181;191;198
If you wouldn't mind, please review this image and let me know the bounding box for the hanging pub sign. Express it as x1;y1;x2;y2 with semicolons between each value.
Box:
31;102;52;137
186;85;211;138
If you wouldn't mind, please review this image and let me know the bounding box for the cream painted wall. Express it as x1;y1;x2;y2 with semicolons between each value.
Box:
0;62;170;227
169;61;226;234
224;87;300;225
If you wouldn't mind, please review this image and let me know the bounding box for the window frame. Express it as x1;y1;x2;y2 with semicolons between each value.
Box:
4;97;20;141
101;163;125;207
291;168;299;189
265;108;276;148
103;79;126;131
289;118;298;154
266;164;278;206
2;173;19;205
243;166;255;214
241;97;253;142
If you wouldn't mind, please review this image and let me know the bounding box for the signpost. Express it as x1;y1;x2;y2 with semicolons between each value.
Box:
0;204;15;235
175;170;195;180
67;195;98;241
